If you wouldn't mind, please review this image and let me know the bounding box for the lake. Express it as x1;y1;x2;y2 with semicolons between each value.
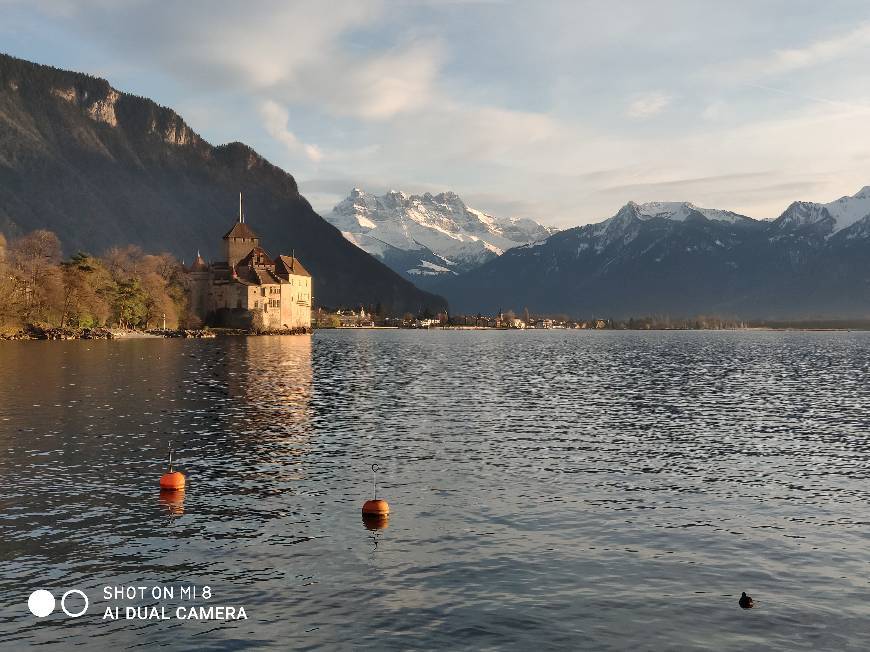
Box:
1;330;869;650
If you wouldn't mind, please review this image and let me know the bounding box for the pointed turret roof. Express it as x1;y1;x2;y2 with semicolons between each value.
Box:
223;221;258;240
191;251;208;271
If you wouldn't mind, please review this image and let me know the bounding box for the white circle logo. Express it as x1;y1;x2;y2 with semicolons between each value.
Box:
28;590;55;618
60;590;89;618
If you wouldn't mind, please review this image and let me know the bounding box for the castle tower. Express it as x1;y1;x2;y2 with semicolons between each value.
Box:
222;192;259;267
223;222;259;268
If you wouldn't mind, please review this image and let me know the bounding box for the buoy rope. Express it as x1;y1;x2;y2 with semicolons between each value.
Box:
371;463;379;500
168;445;174;473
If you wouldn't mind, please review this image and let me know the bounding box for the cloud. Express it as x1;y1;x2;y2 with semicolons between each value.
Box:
745;83;870;113
282;40;444;120
259;100;322;162
701;100;726;122
625;92;672;119
714;22;870;82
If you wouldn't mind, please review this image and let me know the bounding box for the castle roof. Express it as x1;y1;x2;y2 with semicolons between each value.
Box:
230;264;282;286
190;252;208;271
275;255;311;278
254;267;283;285
223;221;258;240
237;245;273;267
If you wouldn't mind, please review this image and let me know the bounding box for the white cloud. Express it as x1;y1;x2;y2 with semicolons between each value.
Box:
259;100;322;162
701;100;726;122
625;92;672;119
714;22;870;82
283;40;444;120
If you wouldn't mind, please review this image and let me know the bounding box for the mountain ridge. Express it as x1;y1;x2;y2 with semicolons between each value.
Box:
436;189;870;318
325;187;556;285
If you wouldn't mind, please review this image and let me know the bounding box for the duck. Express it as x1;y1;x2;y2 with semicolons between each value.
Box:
739;591;754;609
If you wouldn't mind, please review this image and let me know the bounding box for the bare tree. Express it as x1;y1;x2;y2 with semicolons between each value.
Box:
8;230;62;324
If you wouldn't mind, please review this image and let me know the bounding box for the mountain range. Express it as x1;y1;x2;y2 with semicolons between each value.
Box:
0;53;444;313
325;188;555;286
436;189;870;319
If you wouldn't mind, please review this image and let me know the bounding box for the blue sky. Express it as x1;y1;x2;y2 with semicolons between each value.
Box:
3;0;870;226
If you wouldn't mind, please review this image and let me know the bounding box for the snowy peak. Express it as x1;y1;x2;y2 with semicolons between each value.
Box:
773;187;870;235
823;186;870;233
626;201;750;224
325;188;557;281
774;201;834;231
583;200;753;251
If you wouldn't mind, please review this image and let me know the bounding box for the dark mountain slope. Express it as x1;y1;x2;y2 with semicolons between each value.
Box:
0;53;445;313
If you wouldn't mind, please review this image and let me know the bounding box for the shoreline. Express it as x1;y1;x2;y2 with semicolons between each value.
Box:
320;325;870;333
1;325;316;341
0;326;219;341
3;325;868;341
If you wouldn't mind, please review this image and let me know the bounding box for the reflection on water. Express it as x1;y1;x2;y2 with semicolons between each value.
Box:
159;490;186;519
1;330;870;650
362;514;390;531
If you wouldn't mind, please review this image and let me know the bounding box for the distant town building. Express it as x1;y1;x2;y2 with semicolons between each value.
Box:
337;308;374;327
186;199;312;330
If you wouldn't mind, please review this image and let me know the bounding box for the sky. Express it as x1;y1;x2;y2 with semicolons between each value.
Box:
3;0;870;227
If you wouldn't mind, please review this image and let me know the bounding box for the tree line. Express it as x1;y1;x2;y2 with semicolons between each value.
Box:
0;229;189;332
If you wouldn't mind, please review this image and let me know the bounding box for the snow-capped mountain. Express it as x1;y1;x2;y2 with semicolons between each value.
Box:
325;188;557;284
773;187;870;234
437;187;870;319
630;201;751;224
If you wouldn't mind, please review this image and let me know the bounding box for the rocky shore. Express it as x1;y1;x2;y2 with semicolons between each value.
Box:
1;325;115;340
211;327;313;336
144;329;216;339
1;325;310;340
1;325;216;340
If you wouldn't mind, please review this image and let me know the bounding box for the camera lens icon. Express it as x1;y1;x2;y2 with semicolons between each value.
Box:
28;590;55;618
28;589;89;618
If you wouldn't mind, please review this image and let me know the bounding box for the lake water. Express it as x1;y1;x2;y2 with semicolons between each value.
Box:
1;330;869;650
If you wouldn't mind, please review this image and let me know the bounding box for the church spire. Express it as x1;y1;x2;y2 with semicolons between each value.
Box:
239;191;243;223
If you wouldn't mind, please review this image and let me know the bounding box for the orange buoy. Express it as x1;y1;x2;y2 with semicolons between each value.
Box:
362;463;390;520
160;471;186;490
159;445;186;491
362;498;390;516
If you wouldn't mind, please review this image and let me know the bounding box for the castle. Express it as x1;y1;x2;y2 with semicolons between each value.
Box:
187;202;312;331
